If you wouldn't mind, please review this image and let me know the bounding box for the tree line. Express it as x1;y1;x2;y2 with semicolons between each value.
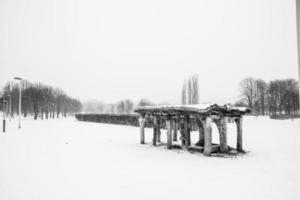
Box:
238;77;299;117
83;99;134;114
1;80;82;119
82;98;155;114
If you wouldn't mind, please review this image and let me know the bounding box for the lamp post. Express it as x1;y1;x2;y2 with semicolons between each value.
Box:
14;77;22;129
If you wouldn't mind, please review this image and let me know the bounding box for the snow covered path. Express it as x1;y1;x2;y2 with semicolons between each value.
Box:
0;117;300;200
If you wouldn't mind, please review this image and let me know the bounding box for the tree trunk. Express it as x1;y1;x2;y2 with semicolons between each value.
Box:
34;113;38;120
41;109;44;120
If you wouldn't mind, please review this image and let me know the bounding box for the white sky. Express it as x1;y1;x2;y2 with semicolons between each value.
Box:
0;0;299;104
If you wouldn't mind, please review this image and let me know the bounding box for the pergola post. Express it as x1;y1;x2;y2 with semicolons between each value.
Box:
235;117;243;151
203;117;212;156
218;117;228;153
152;116;158;146
196;118;205;146
179;118;185;147
166;117;172;149
172;118;178;142
156;118;161;143
139;116;146;144
184;115;191;149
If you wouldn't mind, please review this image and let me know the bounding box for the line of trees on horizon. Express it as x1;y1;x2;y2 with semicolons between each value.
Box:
0;80;82;119
237;77;299;117
82;98;154;114
80;75;299;118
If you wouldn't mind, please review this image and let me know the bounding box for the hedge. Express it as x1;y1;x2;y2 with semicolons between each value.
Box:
75;113;200;131
75;113;153;127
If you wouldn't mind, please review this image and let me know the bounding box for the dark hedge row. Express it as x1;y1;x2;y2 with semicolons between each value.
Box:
75;114;201;131
75;113;153;127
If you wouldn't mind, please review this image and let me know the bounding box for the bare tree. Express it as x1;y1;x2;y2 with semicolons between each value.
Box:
181;74;200;105
187;78;192;104
1;80;82;119
239;77;257;110
181;80;187;105
124;99;134;114
138;99;152;107
255;79;267;115
191;74;199;104
116;101;126;114
238;77;299;117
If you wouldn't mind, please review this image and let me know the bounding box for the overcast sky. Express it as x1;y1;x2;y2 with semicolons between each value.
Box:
0;0;299;104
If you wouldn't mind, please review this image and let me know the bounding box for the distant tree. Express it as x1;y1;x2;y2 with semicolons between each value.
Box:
238;77;299;117
138;99;152;107
233;100;247;107
83;100;105;113
1;80;82;119
109;104;116;114
83;99;134;114
191;74;199;104
124;99;134;114
239;77;256;110
181;80;187;105
255;79;268;115
181;74;199;105
116;101;126;114
187;79;192;104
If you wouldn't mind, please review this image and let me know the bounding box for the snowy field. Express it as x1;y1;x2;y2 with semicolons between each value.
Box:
0;116;300;200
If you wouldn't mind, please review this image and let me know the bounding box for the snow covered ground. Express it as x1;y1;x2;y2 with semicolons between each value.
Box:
0;116;300;200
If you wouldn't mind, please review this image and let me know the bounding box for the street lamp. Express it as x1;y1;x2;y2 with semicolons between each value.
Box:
14;77;22;129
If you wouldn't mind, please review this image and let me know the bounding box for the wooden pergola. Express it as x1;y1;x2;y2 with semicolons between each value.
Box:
134;104;250;156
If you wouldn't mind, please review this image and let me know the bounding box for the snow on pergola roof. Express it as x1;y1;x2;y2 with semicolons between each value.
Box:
134;104;250;117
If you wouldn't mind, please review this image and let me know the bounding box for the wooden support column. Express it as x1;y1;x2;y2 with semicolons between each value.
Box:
235;117;243;152
139;116;146;144
187;116;191;146
179;118;185;147
184;115;191;149
203;117;212;156
156;118;161;143
166;117;172;149
218;117;228;153
152;116;158;146
172;119;178;142
196;118;205;146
